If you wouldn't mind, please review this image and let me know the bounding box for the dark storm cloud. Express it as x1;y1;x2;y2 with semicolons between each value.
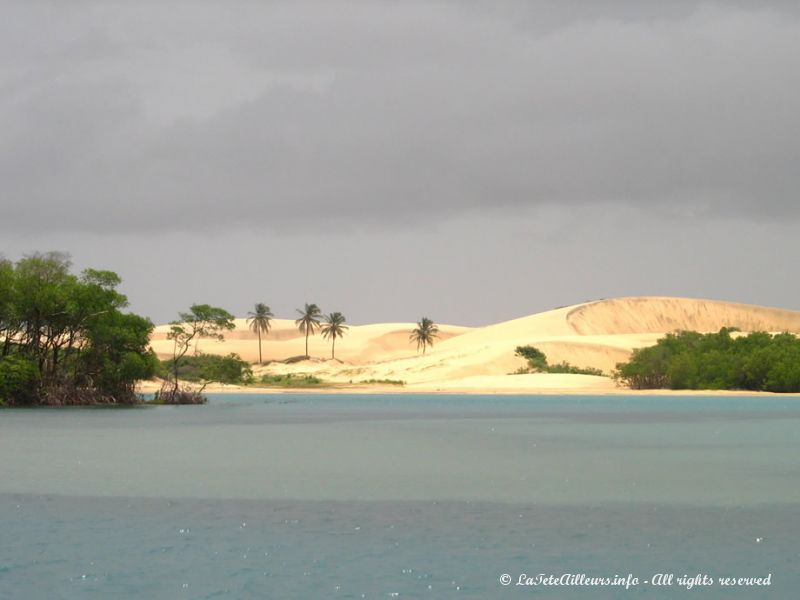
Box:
2;1;800;233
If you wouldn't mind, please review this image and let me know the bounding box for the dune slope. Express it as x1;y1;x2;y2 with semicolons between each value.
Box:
567;297;800;335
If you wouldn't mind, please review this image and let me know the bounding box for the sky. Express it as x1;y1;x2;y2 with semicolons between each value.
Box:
2;1;798;325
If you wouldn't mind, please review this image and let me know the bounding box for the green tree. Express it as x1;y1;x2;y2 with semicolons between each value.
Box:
167;304;235;392
614;328;800;392
13;252;74;375
410;317;439;355
295;303;322;358
513;345;603;375
0;258;17;357
515;345;548;371
80;311;157;398
247;303;273;364
321;312;349;359
0;252;156;405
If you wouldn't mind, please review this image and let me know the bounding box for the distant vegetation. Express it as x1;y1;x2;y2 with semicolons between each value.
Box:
295;303;322;358
410;317;439;354
254;375;405;388
257;373;327;388
159;304;236;404
545;361;605;376
247;303;273;364
321;311;349;359
614;328;800;392
0;252;157;406
157;353;252;385
514;345;548;370
514;345;605;376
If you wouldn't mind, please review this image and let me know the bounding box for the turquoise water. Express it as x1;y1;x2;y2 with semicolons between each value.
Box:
1;394;798;598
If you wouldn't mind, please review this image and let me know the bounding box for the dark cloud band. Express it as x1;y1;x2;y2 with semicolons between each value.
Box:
1;1;799;233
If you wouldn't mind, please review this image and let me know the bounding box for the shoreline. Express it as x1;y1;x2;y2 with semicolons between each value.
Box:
136;381;800;397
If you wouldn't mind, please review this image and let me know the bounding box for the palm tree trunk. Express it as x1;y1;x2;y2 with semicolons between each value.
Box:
258;330;262;364
305;331;309;358
332;336;335;359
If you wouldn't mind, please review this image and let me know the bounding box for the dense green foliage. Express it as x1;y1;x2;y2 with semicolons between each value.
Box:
514;345;604;376
0;355;39;405
158;353;252;385
544;361;605;376
0;252;157;405
614;328;800;392
258;373;326;387
359;378;406;386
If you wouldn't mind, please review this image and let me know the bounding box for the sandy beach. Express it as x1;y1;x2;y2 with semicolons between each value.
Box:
145;296;800;396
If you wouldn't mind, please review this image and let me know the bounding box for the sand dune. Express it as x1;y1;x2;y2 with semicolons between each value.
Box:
567;297;800;335
150;319;472;364
148;297;800;394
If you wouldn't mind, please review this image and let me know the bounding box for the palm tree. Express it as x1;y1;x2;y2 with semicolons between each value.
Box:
321;312;349;359
247;303;273;364
295;303;322;357
410;317;439;355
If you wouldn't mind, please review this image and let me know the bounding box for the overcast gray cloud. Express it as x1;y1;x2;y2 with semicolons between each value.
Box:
1;2;798;323
2;1;800;233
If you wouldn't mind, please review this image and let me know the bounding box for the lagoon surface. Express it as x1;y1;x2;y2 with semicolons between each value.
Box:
1;394;798;598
